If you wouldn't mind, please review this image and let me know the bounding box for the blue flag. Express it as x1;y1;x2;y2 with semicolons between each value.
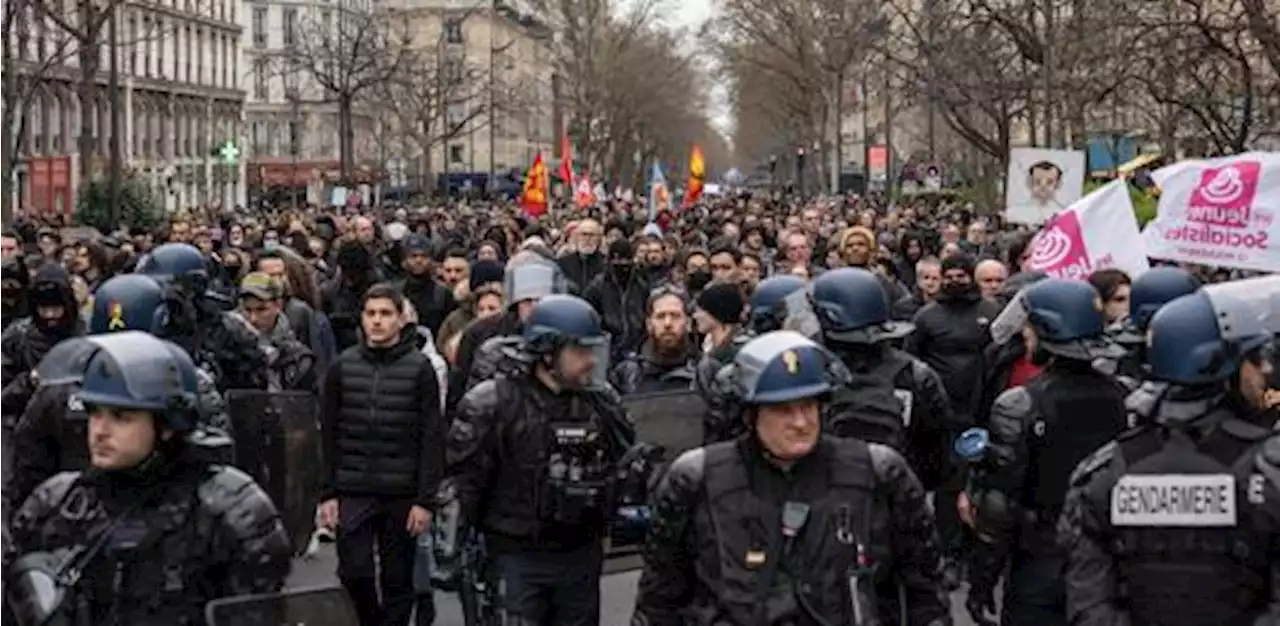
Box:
647;162;670;224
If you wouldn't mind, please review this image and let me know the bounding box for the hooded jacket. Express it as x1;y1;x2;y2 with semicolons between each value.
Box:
2;264;84;415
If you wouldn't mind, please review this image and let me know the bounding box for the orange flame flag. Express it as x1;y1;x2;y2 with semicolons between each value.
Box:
521;151;549;218
683;145;705;207
574;172;596;209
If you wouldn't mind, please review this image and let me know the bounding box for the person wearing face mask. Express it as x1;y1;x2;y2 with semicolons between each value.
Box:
681;249;713;296
633;331;952;626
904;253;1002;580
1;263;86;417
584;238;651;361
1058;280;1279;626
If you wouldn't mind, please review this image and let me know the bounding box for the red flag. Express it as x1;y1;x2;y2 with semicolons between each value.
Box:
521;152;549;218
558;134;574;188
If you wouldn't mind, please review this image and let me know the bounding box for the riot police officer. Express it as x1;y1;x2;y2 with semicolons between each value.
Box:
4;274;232;515
963;278;1130;626
1110;266;1200;380
808;268;954;490
4;332;291;626
633;330;951;626
1059;286;1278;626
747;274;807;335
136;242;269;391
699;276;807;444
447;294;636;626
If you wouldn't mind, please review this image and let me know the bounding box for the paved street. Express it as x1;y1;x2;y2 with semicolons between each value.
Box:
288;545;981;625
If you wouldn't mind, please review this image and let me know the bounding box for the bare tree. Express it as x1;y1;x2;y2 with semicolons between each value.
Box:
18;0;169;195
366;11;524;188
272;4;413;182
3;0;78;222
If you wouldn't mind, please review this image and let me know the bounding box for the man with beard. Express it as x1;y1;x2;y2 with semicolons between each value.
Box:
557;218;605;288
611;289;697;394
584;239;650;360
2;264;86;416
394;234;456;337
2;256;29;331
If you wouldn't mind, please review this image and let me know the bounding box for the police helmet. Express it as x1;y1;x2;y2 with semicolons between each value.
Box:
1125;267;1200;336
78;331;200;432
1145;290;1272;386
89;274;170;335
749;275;807;334
809;268;911;343
135;241;207;280
522;294;607;354
504;252;568;306
732;331;834;405
1021;278;1119;360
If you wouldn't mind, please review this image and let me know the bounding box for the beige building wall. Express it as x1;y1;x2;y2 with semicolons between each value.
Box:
399;0;556;181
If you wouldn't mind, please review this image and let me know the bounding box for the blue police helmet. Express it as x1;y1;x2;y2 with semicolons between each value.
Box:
78;331;200;431
136;243;208;285
1022;278;1108;359
809;267;910;343
89;274;170;335
733;331;834;405
1128;266;1200;334
1145;290;1272;386
749;275;807;333
522;294;607;354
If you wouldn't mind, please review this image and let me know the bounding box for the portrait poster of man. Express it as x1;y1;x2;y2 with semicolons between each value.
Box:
1005;148;1086;224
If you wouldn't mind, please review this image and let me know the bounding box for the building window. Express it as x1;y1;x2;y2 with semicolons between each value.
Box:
195;28;203;84
321;10;332;32
251;121;264;156
446;103;467;129
172;25;180;78
449;144;464;164
254;61;268;100
185;26;192;82
252;7;267;48
444;19;463;44
127;16;137;73
155;18;165;79
140;17;151;77
283;8;298;46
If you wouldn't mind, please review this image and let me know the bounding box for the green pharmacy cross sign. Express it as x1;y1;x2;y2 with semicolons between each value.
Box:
217;141;240;165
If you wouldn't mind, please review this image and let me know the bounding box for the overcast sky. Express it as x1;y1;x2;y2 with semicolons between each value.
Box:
620;0;733;139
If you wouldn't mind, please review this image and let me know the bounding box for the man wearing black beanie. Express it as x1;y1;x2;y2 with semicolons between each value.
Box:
691;281;750;442
394;234;456;337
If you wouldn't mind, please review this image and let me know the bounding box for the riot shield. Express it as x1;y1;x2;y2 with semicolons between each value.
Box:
204;585;357;626
623;389;706;462
225;390;321;557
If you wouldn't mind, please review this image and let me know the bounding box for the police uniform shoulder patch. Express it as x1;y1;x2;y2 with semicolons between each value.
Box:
1110;473;1237;527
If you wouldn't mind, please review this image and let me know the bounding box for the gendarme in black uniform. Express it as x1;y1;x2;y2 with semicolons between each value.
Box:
1060;286;1280;626
964;278;1130;626
448;295;636;626
634;330;951;626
